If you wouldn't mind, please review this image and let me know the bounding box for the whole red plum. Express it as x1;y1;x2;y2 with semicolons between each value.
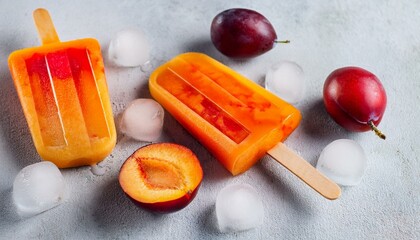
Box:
323;67;387;139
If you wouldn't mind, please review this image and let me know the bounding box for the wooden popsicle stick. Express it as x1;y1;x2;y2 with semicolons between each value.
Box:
33;8;60;45
267;143;341;200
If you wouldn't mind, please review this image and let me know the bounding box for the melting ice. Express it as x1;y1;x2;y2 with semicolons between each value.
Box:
265;61;305;104
119;98;164;142
316;139;368;186
215;183;264;232
108;29;150;68
12;161;65;217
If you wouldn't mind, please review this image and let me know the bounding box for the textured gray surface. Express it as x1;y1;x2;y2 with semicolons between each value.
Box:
0;0;419;239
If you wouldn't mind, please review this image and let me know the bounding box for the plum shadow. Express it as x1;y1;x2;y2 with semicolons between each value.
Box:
301;98;354;141
91;178;164;232
183;38;220;58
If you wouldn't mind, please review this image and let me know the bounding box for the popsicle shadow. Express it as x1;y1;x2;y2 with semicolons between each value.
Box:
254;157;315;215
0;37;40;170
92;178;165;231
137;80;153;99
0;34;27;59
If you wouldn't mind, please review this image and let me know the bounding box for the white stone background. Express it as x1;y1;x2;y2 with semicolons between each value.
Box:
0;0;419;239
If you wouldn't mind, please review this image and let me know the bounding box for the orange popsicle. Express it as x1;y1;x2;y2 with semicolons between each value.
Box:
8;9;116;168
150;53;340;199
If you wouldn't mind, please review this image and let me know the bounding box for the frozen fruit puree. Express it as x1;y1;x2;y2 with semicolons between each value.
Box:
8;9;116;168
149;53;301;175
150;53;341;200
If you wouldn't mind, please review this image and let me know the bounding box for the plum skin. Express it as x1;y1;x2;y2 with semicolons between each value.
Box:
124;184;201;213
210;8;277;58
323;67;387;132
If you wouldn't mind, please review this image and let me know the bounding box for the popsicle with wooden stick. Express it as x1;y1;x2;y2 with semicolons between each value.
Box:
149;53;341;200
8;8;116;168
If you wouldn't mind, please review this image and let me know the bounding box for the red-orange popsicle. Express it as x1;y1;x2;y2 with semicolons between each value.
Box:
8;9;116;168
149;53;341;199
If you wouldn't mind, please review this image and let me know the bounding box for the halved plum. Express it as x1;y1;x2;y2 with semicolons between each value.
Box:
119;143;203;213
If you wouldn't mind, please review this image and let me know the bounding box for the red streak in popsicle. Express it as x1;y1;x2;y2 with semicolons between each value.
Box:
26;54;65;146
158;68;250;144
24;48;110;147
68;48;109;139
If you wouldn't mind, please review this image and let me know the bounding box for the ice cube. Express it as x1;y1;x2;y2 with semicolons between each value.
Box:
215;183;264;233
265;61;305;104
316;139;367;186
12;161;65;218
119;98;164;142
108;29;150;67
90;163;107;176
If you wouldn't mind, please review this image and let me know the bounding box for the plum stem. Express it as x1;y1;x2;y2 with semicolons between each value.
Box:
274;40;290;44
368;121;386;140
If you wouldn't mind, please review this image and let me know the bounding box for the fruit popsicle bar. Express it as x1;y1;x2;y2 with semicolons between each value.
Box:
8;9;116;168
150;53;340;199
